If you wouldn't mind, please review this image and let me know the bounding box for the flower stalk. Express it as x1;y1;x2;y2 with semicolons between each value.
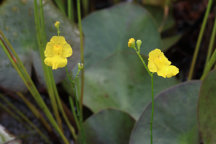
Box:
129;38;179;144
34;0;63;132
77;0;85;117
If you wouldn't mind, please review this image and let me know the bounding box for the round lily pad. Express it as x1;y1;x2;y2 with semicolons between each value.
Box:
198;70;216;144
129;81;201;144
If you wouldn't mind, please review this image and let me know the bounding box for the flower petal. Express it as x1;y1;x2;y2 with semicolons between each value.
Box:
44;56;67;70
157;65;179;78
44;42;55;57
148;60;157;73
50;36;66;44
166;65;179;78
62;43;72;57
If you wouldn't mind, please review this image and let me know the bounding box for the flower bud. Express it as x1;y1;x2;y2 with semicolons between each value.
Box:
78;63;84;70
136;40;142;52
54;21;60;29
128;38;135;48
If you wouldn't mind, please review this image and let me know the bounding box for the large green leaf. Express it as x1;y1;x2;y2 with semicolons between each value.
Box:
0;0;80;91
129;81;201;144
198;70;216;144
83;2;178;120
79;109;135;144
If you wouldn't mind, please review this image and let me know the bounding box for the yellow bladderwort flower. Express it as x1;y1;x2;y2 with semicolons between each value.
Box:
128;38;135;48
44;36;72;70
148;49;179;78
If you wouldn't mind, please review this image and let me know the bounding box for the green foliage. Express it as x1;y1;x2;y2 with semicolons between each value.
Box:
0;0;80;91
198;69;216;144
129;81;201;144
79;109;135;144
82;2;178;120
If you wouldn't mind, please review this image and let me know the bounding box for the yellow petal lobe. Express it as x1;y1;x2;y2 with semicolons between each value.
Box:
44;56;67;70
148;49;179;78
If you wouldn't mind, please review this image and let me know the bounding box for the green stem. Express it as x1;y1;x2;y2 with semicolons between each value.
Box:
77;0;85;115
133;47;154;144
68;0;74;21
201;47;216;80
69;96;81;130
188;0;213;80
150;75;154;144
136;51;152;77
205;16;216;65
82;0;89;16
35;0;63;131
65;67;81;131
54;87;77;140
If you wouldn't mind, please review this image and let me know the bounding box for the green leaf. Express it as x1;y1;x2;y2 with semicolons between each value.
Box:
129;81;201;144
0;0;80;91
198;70;216;144
79;109;135;144
83;2;178;120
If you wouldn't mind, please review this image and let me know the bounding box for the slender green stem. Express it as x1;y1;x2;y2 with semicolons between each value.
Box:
65;67;82;131
201;47;216;80
150;75;154;144
82;0;89;16
77;0;85;114
35;0;63;131
69;96;81;130
136;51;152;77
54;87;77;140
57;26;60;36
68;0;74;21
205;16;216;65
188;0;213;80
133;47;154;144
37;1;77;140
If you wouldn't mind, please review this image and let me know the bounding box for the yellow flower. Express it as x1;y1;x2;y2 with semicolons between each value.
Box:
128;38;135;47
148;49;179;78
44;36;72;70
